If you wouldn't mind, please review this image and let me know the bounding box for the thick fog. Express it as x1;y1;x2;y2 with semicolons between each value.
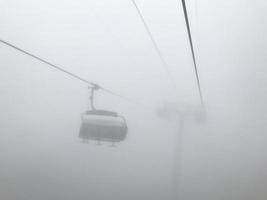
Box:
1;0;267;199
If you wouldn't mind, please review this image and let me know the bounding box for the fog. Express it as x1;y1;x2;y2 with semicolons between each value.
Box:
0;0;267;199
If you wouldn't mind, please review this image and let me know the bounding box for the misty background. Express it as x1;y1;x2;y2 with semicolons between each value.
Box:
0;0;267;199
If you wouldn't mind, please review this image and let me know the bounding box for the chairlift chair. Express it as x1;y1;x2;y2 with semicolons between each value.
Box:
79;85;128;143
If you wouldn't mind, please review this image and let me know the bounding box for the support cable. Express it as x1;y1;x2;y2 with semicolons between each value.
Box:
0;39;147;107
180;0;204;105
131;0;177;89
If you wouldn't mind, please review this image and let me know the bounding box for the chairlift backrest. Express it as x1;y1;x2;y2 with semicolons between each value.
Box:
86;110;118;117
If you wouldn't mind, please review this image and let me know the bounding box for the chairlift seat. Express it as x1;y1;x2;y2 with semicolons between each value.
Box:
80;110;127;142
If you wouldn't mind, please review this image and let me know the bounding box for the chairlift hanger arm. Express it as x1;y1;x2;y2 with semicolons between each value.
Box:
88;85;99;110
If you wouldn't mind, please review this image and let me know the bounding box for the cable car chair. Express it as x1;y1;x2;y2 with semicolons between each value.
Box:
79;85;128;143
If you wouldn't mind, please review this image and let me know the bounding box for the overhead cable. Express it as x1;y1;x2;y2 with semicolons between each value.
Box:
180;0;204;105
0;39;96;86
131;0;176;88
0;39;146;107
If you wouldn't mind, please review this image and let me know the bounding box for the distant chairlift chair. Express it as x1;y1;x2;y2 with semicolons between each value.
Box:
79;85;128;144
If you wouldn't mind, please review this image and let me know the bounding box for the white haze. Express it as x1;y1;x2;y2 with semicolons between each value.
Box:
0;0;267;199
